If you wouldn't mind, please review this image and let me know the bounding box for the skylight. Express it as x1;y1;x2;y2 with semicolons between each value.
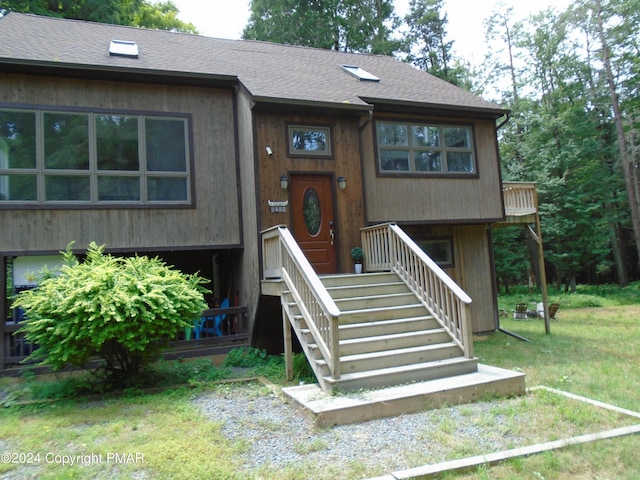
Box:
109;40;139;58
341;65;380;82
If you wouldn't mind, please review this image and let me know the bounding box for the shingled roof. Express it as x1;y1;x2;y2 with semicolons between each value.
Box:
0;12;506;116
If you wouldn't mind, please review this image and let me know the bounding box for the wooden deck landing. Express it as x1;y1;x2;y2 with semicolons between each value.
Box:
283;364;526;427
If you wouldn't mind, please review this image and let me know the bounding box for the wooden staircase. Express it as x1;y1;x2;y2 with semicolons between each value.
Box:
285;271;478;393
263;223;526;425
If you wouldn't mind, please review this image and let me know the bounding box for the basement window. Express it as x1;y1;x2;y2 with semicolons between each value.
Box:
417;237;454;268
109;40;139;58
341;65;379;82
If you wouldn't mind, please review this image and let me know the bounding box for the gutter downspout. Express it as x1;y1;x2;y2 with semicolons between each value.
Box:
493;111;531;342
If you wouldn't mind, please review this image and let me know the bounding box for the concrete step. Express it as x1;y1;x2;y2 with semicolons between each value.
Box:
282;364;526;427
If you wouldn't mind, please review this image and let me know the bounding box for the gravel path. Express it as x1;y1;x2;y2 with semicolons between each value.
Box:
192;381;526;478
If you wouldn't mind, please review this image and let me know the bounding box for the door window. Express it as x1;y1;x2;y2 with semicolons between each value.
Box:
303;187;321;236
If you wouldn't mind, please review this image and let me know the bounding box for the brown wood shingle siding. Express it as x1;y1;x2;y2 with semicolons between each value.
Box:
0;74;240;253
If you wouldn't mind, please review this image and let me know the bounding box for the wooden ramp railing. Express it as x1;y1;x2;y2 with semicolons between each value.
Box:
262;225;341;388
361;223;474;358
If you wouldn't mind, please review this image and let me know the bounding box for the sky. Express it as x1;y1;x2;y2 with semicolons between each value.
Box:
170;0;573;66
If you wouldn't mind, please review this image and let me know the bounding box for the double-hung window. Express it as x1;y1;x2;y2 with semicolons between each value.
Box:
376;121;476;175
0;107;191;206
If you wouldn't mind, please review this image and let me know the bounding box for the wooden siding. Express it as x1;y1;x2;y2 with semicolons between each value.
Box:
362;113;504;223
254;111;366;273
403;224;497;333
235;92;261;328
0;74;240;253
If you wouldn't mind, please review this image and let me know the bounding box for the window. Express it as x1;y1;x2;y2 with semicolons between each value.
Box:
376;121;475;175
0;107;191;205
287;124;333;158
417;237;454;268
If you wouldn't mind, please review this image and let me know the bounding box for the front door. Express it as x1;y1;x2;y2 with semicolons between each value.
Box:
290;174;338;274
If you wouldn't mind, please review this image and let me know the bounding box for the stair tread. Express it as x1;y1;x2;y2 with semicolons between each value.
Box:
334;292;416;302
341;303;424;314
339;328;447;345
324;356;477;382
339;315;434;329
340;342;459;361
325;281;405;290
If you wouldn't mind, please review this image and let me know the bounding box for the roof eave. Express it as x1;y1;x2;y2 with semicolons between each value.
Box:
250;95;373;114
361;97;509;119
0;58;239;88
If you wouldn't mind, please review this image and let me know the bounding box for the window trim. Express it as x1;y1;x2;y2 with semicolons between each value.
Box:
0;104;194;209
374;120;478;178
286;123;334;159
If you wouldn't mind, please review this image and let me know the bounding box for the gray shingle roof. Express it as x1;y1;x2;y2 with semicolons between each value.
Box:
0;12;506;116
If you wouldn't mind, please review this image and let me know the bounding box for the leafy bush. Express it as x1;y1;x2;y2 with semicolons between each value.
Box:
13;242;209;379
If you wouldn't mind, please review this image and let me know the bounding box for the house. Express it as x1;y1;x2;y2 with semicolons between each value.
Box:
0;13;528;404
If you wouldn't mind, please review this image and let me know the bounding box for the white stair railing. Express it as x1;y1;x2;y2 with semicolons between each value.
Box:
261;226;341;383
361;223;474;358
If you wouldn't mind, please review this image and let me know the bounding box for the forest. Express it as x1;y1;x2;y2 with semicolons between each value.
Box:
2;0;639;290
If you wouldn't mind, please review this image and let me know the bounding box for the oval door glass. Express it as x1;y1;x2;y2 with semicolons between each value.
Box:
303;187;321;236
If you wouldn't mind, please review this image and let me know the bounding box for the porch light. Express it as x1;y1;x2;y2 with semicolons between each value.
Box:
337;176;346;190
280;175;288;190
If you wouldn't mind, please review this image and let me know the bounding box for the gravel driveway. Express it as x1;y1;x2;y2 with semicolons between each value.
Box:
193;381;526;478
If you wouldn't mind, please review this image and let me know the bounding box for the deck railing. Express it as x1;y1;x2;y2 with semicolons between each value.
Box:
2;308;249;373
361;223;474;358
503;181;538;216
261;225;341;384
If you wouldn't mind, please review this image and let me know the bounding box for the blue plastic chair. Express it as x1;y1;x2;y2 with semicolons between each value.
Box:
194;298;229;339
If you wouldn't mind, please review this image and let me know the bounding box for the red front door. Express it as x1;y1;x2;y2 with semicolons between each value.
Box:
290;174;337;274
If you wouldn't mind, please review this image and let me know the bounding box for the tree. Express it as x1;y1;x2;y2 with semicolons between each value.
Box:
486;4;629;289
0;0;197;32
492;227;529;294
589;0;640;274
403;0;473;88
242;0;402;55
13;243;209;379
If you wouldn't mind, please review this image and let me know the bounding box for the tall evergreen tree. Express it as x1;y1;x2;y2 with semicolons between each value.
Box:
402;0;473;88
242;0;402;55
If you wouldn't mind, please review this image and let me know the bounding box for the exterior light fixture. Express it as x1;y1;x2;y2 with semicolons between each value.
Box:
280;175;289;190
337;176;346;190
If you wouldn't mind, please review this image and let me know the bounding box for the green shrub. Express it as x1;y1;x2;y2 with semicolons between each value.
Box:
13;242;209;379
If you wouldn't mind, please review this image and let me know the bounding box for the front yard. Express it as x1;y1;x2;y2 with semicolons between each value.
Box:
1;300;639;479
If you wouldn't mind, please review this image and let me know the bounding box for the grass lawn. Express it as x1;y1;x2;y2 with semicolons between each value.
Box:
464;304;640;480
0;285;639;479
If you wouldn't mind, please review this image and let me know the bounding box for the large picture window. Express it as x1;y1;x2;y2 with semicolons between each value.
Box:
0;107;191;205
376;121;476;175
